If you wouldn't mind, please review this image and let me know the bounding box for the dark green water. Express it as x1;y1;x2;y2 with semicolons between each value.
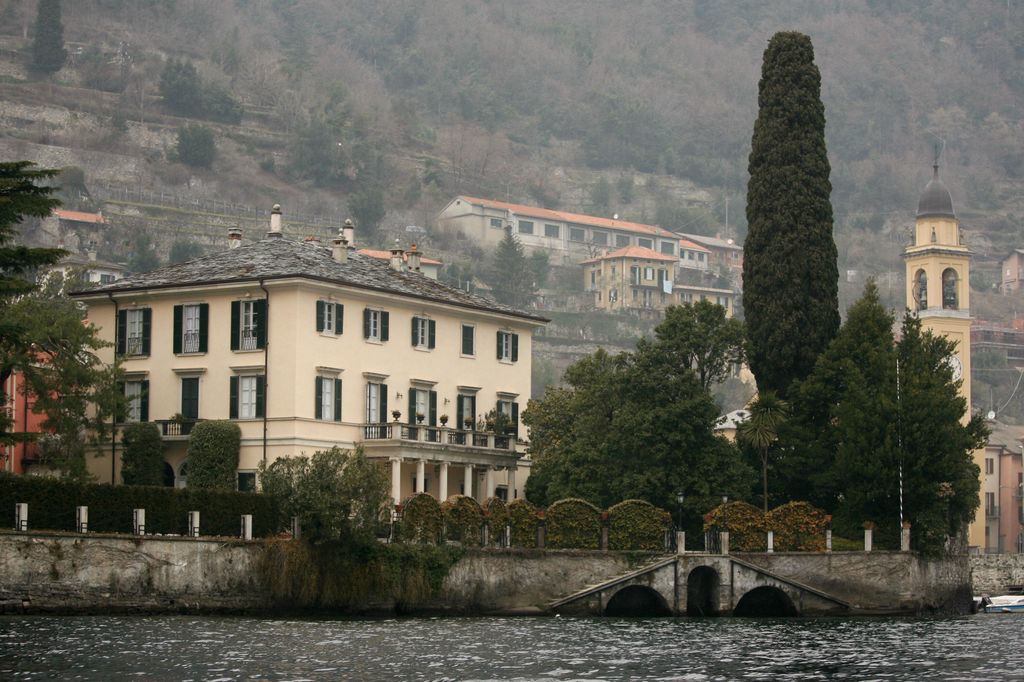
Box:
0;614;1017;681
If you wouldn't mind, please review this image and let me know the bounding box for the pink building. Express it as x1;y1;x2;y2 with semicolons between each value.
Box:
983;422;1024;554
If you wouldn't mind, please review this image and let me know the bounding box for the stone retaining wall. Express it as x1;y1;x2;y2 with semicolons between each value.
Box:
970;554;1024;594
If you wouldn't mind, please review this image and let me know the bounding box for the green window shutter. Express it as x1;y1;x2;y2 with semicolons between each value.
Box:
411;316;419;346
496;331;503;359
316;300;325;333
231;301;241;351
315;376;323;419
198;303;209;353
255;375;266;418
429;391;437;426
381;311;390;341
141;308;152;355
181;378;199;419
408;391;416;424
116;310;127;355
428;320;436;349
511;333;519;362
462;325;473;355
379;384;388;422
173;305;183;354
255;299;267;349
115;381;125;423
229;376;239;419
335;304;344;334
456;396;464;429
469;396;476;425
333;378;342;421
512;402;520;438
140;380;150;422
363;308;371;338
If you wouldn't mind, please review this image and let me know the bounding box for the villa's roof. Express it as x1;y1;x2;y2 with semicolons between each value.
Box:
71;235;547;323
54;209;107;224
580;245;677;264
358;248;442;266
454;196;677;238
678;232;743;251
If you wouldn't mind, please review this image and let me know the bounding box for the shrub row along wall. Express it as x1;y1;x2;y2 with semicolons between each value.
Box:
0;474;279;537
703;501;829;552
400;494;670;551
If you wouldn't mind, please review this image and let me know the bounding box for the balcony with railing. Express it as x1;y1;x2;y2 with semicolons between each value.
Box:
125;335;144;356
182;330;201;354
239;330;258;351
361;422;517;455
154;418;201;439
987;505;1000;518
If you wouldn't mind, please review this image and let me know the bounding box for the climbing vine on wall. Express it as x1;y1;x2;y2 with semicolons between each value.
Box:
766;501;828;551
546;498;601;549
607;499;669;551
399;493;443;544
703;501;767;551
507;498;539;547
484;497;509;545
441;495;483;546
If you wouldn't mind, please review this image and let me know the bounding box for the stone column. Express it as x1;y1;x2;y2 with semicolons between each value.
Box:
767;530;774;553
901;524;911;552
464;465;473;499
826;529;832;552
390;457;402;505
720;530;730;555
864;528;873;552
676;531;686;554
485;467;496;499
416;459;426;495
439;462;449;501
508;466;517;499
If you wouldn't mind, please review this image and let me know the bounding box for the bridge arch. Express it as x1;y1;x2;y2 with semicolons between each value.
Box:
686;566;720;616
734;586;798;617
604;585;672;617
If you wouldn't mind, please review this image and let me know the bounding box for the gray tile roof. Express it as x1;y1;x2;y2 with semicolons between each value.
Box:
71;236;548;323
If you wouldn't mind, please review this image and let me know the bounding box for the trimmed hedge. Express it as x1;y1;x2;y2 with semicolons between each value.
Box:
0;473;279;537
507;498;539;547
703;501;767;551
186;420;241;491
441;495;483;546
767;501;828;551
608;499;669;551
546;497;601;549
399;493;442;544
484;497;509;545
120;422;165;486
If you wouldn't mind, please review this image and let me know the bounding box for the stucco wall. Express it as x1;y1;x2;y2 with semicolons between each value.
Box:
970;554;1024;594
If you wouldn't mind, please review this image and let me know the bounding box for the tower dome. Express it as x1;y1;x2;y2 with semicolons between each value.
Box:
917;165;955;219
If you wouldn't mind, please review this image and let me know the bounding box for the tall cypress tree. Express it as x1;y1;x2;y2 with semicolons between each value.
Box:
743;32;838;398
31;0;67;76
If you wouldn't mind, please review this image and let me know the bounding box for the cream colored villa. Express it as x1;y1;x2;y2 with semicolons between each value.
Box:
72;209;547;506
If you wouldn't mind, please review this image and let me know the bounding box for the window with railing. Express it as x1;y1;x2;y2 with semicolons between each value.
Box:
124;308;147;356
240;301;258;350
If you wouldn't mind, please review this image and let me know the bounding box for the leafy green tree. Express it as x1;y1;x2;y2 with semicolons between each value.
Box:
129;232;160;273
486;229;535;309
743;32;838;398
30;0;66;76
158;59;202;116
523;343;755;536
654;300;745;391
737;391;788;513
121;422;165;485
186;420;241;491
0;162;65;442
169;239;204;265
348;187;385;241
527;250;550;291
176;124;216;168
259;446;388;543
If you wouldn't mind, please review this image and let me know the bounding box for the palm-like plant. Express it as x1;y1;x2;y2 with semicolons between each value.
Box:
737;391;790;513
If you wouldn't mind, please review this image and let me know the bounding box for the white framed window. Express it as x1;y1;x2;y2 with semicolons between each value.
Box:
490;217;503;228
570;227;586;242
630;266;641;285
366;382;387;423
544;223;560;238
461;324;475;356
182;304;201;353
412;316;435;349
240;376;258;419
240;300;258;350
126;309;145;356
124;380;144;422
638;238;653;249
317;376;342;422
497;330;519;362
317;300;344;335
321;377;334;419
363;308;390;342
518;220;534;235
644;266;655;280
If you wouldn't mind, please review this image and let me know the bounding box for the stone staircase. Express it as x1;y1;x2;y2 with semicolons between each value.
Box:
547;555;677;611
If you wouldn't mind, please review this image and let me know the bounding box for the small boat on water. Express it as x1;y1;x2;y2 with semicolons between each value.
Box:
978;595;1024;613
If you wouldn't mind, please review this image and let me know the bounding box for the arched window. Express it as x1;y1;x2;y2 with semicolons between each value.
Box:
914;270;928;311
943;268;958;309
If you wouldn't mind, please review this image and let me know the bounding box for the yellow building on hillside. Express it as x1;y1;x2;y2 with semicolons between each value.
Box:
72;209;547;506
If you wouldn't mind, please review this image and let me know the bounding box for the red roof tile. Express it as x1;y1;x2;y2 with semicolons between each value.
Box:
581;245;678;264
54;209;107;224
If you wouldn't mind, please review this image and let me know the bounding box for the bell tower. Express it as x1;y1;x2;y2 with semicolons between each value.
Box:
903;162;981;545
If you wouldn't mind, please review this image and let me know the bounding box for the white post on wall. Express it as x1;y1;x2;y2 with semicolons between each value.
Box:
767;530;774;553
826;529;832;552
133;509;146;536
901;524;911;552
241;514;253;541
439;462;449;501
676;531;686;555
14;503;28;531
720;531;730;555
75;506;88;533
188;510;200;538
864;527;873;552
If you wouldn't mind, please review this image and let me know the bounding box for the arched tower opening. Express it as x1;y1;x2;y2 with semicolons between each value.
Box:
686;566;720;617
733;586;798;617
913;269;928;311
942;268;959;310
604;585;672;617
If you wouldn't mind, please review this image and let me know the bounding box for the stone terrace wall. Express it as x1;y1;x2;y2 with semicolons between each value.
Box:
971;555;1024;594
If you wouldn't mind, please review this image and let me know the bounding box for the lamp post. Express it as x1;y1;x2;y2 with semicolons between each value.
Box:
675;491;685;531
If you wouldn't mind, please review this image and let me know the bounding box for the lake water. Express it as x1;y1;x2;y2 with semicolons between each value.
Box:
0;613;1020;681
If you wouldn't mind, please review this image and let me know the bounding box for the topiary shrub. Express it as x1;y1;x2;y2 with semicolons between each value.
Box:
607;499;670;551
484;497;509;546
703;501;767;551
546;498;601;549
441;495;483;546
186;420;241;491
766;501;828;551
507;498;539;547
120;422;165;486
399;493;442;544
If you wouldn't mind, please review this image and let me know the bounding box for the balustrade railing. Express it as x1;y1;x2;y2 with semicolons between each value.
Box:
182;331;200;354
361;424;515;451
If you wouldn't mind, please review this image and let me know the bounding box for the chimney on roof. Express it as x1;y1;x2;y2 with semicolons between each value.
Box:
228;228;243;249
407;243;422;273
87;249;97;262
268;204;283;238
342;218;355;247
389;239;405;272
332;230;349;263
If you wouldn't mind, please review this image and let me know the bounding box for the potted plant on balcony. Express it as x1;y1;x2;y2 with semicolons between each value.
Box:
464;417;474;431
416;413;425;424
439;414;449;426
392;410;401;422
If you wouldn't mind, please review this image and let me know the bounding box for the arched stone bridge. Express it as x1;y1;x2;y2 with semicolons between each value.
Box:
542;552;966;617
